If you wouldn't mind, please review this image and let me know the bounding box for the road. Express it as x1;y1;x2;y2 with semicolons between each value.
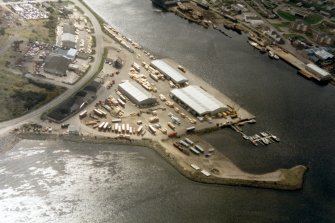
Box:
0;0;56;6
0;0;104;134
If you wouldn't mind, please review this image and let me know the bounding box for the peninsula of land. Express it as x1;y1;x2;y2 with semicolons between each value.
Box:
0;0;306;190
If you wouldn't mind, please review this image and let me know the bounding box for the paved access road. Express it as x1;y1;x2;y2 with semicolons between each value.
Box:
0;0;104;134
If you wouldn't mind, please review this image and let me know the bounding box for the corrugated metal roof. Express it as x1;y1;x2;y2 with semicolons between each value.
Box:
314;49;333;60
118;81;156;104
61;33;76;43
171;85;227;115
306;63;330;77
151;60;188;84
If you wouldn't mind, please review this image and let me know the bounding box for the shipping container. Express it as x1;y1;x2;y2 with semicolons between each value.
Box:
118;98;125;107
194;145;204;153
168;131;177;137
79;110;87;119
149;116;159;123
102;105;111;112
132;62;141;71
184;138;194;145
98;122;105;130
179;140;189;148
93;109;103;117
97;109;107;116
186;126;195;132
119;95;127;102
167;122;175;130
189;147;200;155
137;126;143;134
103;122;109;130
148;125;156;135
112;118;122;123
150;73;159;82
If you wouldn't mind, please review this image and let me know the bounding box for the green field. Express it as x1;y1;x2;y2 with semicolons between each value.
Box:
277;10;296;21
304;14;323;25
271;22;290;32
277;10;324;25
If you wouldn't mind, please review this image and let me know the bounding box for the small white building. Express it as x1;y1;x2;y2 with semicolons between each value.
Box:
61;33;76;49
306;63;331;80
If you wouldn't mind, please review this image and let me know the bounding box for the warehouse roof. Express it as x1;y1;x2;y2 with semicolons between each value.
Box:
314;49;333;60
63;24;76;35
61;33;76;43
44;53;71;75
306;63;330;77
150;60;188;84
171;85;227;115
118;81;156;104
54;48;77;60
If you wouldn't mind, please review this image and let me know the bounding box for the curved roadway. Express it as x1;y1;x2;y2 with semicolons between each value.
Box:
0;0;104;134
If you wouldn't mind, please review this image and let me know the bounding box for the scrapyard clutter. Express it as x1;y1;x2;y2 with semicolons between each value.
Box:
11;3;49;20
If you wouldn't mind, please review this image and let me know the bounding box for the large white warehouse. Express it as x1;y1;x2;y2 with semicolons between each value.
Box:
118;81;157;107
170;85;228;116
150;60;188;85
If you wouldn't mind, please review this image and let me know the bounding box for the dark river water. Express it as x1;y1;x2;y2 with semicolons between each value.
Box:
1;0;335;222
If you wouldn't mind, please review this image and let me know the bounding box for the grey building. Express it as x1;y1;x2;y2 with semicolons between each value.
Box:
44;53;72;76
170;85;228;116
118;81;157;107
63;24;76;35
306;63;331;81
61;33;76;49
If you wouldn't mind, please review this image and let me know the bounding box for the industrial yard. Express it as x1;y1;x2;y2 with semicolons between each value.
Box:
37;19;305;189
76;56;254;140
0;0;306;190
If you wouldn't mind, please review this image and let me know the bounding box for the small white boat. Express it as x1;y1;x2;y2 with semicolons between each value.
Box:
269;50;280;60
248;40;258;47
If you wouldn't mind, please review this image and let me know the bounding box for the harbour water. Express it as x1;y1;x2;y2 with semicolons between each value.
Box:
0;0;334;222
79;0;335;220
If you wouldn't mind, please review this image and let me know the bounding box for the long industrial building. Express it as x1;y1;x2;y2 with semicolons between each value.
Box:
306;63;331;81
118;81;157;107
150;60;188;85
170;85;228;116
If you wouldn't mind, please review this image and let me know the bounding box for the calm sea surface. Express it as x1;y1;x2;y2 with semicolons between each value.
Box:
0;0;334;222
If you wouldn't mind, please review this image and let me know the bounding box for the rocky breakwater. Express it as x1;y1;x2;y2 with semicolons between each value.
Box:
16;132;307;190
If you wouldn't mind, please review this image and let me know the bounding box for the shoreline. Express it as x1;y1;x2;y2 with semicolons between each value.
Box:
167;1;333;84
0;0;306;192
15;132;307;190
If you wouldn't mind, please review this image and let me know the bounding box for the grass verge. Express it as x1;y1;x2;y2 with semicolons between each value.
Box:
277;10;296;21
